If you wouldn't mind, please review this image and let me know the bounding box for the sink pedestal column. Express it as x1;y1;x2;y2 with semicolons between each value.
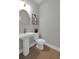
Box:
23;38;29;56
19;33;39;56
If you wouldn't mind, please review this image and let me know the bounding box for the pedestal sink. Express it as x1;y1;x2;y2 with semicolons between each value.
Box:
19;32;39;56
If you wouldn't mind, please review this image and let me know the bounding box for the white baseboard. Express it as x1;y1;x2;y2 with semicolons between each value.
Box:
19;49;23;54
19;43;35;54
45;43;60;52
19;42;60;54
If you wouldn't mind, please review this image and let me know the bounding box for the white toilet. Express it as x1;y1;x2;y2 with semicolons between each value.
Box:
33;28;45;50
35;38;45;50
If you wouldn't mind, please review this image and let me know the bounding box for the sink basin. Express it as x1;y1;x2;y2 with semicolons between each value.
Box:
19;32;39;39
19;32;39;56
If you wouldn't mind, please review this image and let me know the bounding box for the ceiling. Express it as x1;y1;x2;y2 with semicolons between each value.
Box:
24;0;47;5
32;0;45;4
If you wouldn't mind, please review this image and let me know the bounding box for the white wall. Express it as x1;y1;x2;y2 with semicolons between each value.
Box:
19;0;60;50
19;0;40;49
39;0;60;47
25;0;40;45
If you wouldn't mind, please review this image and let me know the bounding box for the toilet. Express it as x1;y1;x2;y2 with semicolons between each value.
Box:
33;26;45;50
35;38;45;50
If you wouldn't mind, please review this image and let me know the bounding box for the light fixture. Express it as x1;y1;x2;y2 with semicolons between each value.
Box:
32;0;45;4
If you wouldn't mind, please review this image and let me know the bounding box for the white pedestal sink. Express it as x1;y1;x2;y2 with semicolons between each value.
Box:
19;32;39;56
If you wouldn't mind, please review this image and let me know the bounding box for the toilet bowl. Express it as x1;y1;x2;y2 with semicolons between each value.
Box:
35;38;45;50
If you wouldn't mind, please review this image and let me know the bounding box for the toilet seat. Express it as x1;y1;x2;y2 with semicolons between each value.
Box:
36;39;45;45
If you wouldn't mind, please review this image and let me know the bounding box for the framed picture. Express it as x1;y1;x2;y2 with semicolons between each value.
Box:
32;14;39;25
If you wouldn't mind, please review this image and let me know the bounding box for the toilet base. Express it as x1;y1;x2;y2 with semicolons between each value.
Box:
36;44;44;50
35;38;45;50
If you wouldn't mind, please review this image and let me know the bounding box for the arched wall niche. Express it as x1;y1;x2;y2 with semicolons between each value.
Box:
19;9;31;34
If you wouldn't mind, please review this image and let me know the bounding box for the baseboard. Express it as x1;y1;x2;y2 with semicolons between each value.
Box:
19;42;60;54
45;43;60;52
19;49;23;54
19;43;35;54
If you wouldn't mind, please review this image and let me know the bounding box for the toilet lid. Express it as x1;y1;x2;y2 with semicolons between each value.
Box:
36;39;45;43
